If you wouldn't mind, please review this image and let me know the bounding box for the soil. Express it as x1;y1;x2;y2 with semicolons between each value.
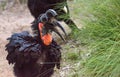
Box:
0;5;34;77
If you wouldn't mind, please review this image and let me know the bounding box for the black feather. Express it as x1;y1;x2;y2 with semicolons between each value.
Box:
6;30;61;77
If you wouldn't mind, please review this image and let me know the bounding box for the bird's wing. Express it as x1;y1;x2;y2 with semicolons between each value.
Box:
5;31;42;66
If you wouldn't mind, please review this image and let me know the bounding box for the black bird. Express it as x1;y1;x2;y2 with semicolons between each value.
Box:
27;0;79;32
6;9;66;77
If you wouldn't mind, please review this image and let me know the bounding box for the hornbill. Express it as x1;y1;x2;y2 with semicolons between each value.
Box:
27;0;79;32
5;9;66;77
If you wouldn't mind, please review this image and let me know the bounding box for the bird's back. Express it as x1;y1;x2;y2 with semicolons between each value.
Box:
6;31;41;65
27;0;68;19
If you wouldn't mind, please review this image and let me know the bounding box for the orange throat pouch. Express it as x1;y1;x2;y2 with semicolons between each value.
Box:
38;23;52;45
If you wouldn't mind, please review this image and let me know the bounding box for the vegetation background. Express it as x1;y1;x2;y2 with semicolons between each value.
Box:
0;0;120;77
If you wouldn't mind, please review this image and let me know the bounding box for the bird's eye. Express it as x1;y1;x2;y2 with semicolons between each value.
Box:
46;9;58;18
38;14;48;22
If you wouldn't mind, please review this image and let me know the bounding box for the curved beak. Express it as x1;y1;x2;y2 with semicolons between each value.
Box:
38;9;67;42
51;20;67;42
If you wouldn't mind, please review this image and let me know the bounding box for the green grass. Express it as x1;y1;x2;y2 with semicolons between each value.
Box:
62;0;120;77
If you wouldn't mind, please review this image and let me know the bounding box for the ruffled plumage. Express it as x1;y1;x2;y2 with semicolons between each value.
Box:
6;31;61;77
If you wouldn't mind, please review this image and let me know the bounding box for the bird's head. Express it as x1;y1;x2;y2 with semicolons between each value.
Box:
34;9;67;46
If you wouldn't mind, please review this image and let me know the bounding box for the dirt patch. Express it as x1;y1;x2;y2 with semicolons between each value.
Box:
0;5;33;77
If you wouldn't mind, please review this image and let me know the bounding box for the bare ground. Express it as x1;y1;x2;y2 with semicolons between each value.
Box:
0;5;34;77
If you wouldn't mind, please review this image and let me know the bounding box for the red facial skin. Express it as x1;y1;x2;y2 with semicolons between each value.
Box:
38;23;52;46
